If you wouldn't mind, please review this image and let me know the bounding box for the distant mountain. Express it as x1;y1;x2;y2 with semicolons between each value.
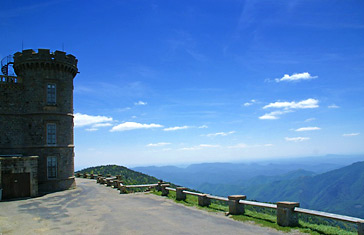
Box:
132;155;364;218
197;169;316;196
133;154;364;191
243;161;364;218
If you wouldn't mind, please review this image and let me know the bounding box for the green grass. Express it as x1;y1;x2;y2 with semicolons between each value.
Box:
150;190;357;235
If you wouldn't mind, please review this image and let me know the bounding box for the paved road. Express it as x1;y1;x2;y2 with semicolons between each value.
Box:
0;178;302;235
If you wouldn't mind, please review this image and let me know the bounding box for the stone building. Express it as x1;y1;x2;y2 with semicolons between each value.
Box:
0;49;78;199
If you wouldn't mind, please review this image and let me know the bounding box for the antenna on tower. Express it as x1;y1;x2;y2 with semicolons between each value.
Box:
62;42;64;51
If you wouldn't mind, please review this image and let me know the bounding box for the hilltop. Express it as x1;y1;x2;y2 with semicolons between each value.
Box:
76;165;161;185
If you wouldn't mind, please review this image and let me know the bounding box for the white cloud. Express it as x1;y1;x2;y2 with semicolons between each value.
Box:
198;125;208;129
146;142;171;147
343;133;360;137
85;128;98;132
178;144;220;151
163;126;190;131
263;98;319;110
259;110;291;120
328;104;340;109
93;123;113;128
304;118;316;122
206;131;236;137
260;99;319;120
228;143;273;148
74;113;113;130
199;144;220;148
110;122;163;132
243;99;257;107
135;101;147;106
285;137;310;142
115;107;131;112
178;147;199;151
228;143;248;148
275;72;317;82
295;127;321;132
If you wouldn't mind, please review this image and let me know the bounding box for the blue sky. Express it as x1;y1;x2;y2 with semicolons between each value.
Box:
1;0;364;168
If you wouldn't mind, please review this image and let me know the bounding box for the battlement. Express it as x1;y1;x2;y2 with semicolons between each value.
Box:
14;49;77;67
12;49;78;78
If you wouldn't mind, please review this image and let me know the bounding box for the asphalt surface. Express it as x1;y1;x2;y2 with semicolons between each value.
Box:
0;178;302;235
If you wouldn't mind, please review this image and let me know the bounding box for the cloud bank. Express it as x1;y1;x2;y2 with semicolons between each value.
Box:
263;98;319;110
285;137;310;142
343;133;360;137
295;127;321;132
275;72;317;82
259;98;319;120
206;131;236;137
74;113;113;131
163;126;190;131
146;142;171;147
111;122;163;132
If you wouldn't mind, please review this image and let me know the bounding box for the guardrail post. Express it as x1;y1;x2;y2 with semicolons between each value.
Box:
161;184;170;196
276;201;300;227
113;180;119;188
120;185;127;194
176;187;186;201
96;175;104;183
101;177;106;184
97;176;103;184
228;195;246;215
117;181;124;190
358;220;364;235
198;194;211;207
156;180;163;191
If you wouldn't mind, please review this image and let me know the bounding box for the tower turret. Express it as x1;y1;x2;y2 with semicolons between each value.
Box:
0;49;78;193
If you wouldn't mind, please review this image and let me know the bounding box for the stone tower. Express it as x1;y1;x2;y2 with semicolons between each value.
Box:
0;49;78;195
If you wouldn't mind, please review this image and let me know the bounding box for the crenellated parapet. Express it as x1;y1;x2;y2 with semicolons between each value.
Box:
13;49;78;77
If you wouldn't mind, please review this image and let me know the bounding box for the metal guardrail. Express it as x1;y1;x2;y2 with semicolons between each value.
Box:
165;187;176;192
126;184;158;188
295;207;362;224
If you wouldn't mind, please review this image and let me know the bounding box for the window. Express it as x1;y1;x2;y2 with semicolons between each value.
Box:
47;156;57;178
47;123;56;145
47;84;56;105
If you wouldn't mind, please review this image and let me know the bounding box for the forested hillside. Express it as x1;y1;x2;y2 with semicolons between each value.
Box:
76;165;161;185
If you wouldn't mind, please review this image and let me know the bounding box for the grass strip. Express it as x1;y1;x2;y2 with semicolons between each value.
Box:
150;190;356;235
